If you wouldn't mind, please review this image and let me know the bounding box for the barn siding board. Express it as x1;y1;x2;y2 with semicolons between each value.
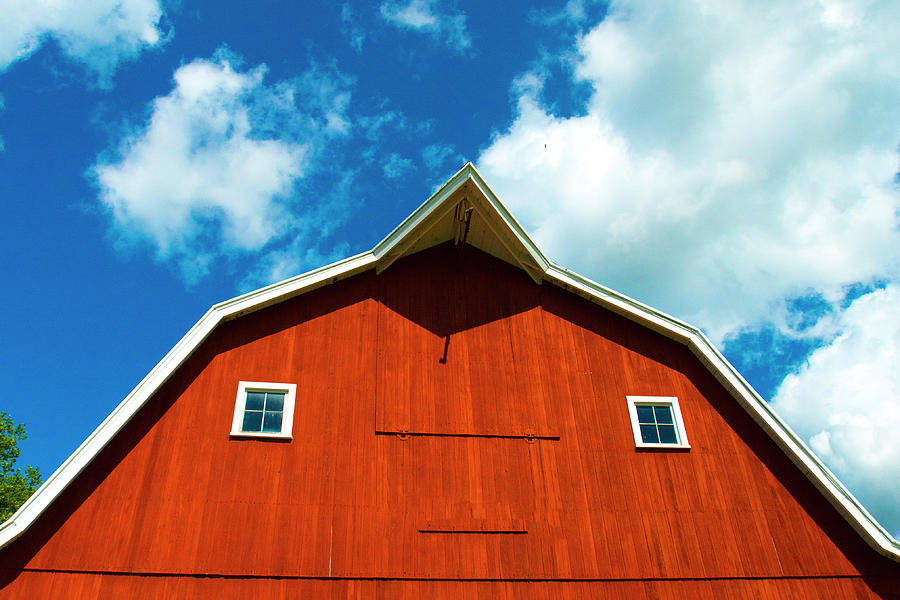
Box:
1;243;898;597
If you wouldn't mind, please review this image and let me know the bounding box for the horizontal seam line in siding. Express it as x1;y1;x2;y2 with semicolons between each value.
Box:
4;568;876;583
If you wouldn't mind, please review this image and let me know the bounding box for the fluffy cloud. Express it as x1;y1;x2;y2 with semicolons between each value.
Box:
0;0;164;79
478;0;900;343
383;152;414;179
94;52;353;281
422;143;462;172
379;0;471;52
772;285;900;537
478;0;900;536
341;4;366;52
240;172;357;291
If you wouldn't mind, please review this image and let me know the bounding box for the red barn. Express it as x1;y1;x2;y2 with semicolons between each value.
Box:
1;164;898;598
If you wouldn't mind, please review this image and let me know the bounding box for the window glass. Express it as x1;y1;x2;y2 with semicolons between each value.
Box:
240;391;286;433
658;424;677;443
262;410;283;433
636;405;655;424
266;392;285;412
654;405;673;424
242;410;264;432
640;424;660;444
635;403;678;444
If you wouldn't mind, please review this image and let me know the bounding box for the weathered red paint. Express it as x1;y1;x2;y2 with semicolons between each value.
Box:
1;243;897;598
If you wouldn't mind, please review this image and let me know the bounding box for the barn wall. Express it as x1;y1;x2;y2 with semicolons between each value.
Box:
1;243;896;596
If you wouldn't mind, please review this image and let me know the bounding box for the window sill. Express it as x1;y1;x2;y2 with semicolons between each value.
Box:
229;431;293;441
635;443;691;452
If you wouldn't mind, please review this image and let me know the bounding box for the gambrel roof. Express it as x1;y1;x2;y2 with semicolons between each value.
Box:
2;163;898;561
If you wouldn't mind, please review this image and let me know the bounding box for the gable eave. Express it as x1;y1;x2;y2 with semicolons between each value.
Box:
372;163;549;282
2;167;898;563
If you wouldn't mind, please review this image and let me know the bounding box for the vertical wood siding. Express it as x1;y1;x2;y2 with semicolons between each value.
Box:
1;243;897;597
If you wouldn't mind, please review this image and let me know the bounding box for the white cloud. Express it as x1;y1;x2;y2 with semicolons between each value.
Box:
341;4;366;52
358;110;408;142
0;0;164;80
772;284;900;537
478;0;900;537
478;0;900;344
380;0;471;52
243;240;353;292
381;0;437;28
383;152;414;179
94;52;354;281
239;170;357;290
422;143;462;172
531;0;602;27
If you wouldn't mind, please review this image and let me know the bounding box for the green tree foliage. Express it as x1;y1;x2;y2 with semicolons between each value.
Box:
0;412;42;522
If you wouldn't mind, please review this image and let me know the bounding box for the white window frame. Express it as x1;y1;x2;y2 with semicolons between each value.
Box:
230;381;297;439
626;396;690;450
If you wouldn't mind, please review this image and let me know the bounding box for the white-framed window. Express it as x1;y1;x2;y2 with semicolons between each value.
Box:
626;396;690;449
230;381;297;439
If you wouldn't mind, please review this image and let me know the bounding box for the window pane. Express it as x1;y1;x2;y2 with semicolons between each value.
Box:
265;392;285;412
654;405;674;424
262;411;283;433
658;424;678;443
245;392;265;411
636;405;655;424
640;424;659;443
242;410;263;432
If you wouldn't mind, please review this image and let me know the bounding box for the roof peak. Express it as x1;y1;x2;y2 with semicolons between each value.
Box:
373;162;548;282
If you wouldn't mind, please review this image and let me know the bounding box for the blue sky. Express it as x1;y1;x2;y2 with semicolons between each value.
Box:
1;0;899;536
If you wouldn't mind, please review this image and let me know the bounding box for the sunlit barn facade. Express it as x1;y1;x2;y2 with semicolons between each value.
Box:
1;165;898;598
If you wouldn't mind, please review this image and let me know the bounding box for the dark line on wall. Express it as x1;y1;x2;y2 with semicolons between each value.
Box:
418;529;528;535
439;334;450;363
375;430;559;441
5;567;874;584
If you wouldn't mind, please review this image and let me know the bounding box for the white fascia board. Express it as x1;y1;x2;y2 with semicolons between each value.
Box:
372;163;550;279
546;264;696;341
373;163;474;259
212;251;376;321
0;250;377;549
466;165;550;274
686;331;900;558
545;263;900;560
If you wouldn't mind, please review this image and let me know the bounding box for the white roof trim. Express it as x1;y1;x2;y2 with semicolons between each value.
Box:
373;163;548;282
2;163;897;562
